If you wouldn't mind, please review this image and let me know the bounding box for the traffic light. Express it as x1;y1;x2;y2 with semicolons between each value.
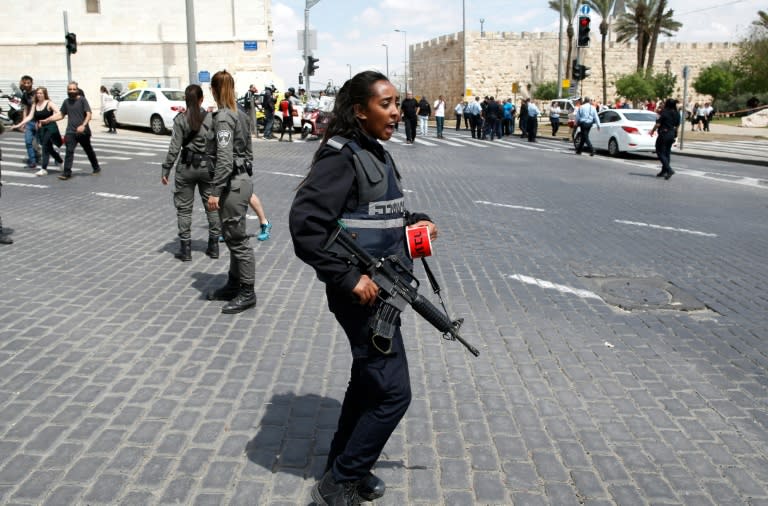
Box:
65;32;77;54
306;55;319;76
580;64;591;80
577;16;591;47
298;72;304;85
572;59;580;80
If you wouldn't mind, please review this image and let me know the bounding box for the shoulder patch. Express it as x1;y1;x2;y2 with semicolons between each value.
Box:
217;129;232;147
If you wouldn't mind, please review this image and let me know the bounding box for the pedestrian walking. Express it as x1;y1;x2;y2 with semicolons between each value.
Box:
41;81;102;180
160;84;222;262
454;99;465;130
17;75;38;169
278;91;294;142
549;101;561;136
100;85;118;134
483;96;501;141
433;95;446;138
262;85;276;139
289;70;438;506
519;98;529;138
11;87;63;176
467;96;482;139
204;70;257;314
248;194;272;241
502;98;515;136
650;98;681;180
526;99;540;142
574;97;600;155
417;96;430;136
400;92;418;144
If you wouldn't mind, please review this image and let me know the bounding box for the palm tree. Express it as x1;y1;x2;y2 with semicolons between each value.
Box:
754;10;768;30
614;0;681;73
549;0;578;79
585;0;614;106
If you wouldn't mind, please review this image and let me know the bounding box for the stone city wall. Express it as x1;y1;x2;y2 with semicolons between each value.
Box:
411;31;740;108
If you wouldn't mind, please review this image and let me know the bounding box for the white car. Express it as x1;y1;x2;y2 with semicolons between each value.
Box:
574;108;659;156
115;88;186;134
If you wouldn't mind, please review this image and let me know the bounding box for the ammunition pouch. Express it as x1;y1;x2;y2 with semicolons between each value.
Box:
181;148;209;168
233;158;253;177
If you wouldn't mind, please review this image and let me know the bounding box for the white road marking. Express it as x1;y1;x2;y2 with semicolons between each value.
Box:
92;192;140;200
2;181;49;188
1;170;36;178
508;274;602;300
475;200;546;212
263;171;304;178
413;137;438;146
614;219;717;237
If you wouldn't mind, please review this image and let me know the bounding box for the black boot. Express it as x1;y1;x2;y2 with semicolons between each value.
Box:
206;276;240;301
311;470;362;506
358;472;385;501
221;284;257;314
205;237;219;259
174;239;191;261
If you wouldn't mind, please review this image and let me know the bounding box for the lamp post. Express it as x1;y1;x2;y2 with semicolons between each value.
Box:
347;64;352;80
304;0;321;95
382;43;389;78
394;29;407;95
480;18;485;37
664;59;671;75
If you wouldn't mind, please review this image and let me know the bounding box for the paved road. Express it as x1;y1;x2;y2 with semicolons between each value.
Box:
1;127;767;505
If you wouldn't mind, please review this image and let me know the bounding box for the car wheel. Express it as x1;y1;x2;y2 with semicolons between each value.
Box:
150;115;166;135
301;125;311;139
573;132;582;150
608;137;620;157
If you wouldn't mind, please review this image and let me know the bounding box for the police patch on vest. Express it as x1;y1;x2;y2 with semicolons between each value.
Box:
217;130;232;147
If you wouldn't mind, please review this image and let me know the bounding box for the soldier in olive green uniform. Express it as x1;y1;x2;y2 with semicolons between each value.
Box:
162;84;221;261
205;71;257;314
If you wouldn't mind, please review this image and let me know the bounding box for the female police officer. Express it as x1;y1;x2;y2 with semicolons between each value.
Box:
205;70;257;314
161;84;221;262
289;71;437;505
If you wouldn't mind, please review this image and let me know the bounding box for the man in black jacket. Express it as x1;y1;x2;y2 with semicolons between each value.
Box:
399;92;418;144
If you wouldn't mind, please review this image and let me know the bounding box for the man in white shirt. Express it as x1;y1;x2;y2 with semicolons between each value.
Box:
454;100;465;131
574;97;601;155
433;95;446;138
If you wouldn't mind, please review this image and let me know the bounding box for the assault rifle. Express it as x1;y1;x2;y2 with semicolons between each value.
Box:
324;224;480;357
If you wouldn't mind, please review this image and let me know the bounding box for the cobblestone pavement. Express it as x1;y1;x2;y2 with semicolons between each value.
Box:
0;127;767;505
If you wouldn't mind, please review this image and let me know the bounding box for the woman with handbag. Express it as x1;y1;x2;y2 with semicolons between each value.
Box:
12;87;63;176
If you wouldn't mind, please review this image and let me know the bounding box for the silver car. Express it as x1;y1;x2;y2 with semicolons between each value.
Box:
115;88;186;134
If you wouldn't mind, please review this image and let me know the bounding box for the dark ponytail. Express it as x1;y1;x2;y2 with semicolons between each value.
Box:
184;84;204;131
319;71;389;147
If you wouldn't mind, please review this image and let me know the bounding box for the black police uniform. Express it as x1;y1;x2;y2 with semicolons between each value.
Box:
162;110;221;260
289;133;432;489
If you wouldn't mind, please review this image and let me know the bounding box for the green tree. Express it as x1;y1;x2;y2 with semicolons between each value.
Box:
614;71;655;104
534;81;560;101
693;64;736;104
614;0;682;73
738;11;768;93
651;71;677;100
585;0;614;106
754;10;768;29
549;0;578;79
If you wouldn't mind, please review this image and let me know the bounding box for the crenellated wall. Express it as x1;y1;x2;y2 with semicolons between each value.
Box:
411;31;740;108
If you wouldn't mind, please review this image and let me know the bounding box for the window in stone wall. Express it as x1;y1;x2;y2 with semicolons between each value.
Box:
86;0;100;13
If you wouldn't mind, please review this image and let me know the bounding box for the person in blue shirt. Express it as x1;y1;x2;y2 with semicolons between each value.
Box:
526;99;540;142
574;97;601;155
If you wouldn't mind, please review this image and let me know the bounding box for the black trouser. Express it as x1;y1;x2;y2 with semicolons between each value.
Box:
527;116;538;141
63;131;100;175
469;114;480;138
484;117;498;140
519;116;528;136
326;299;411;483
455;114;462;130
105;110;117;130
550;118;560;136
576;122;593;153
404;116;417;142
656;132;675;173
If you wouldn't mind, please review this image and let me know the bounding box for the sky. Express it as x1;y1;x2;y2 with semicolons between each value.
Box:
269;0;764;92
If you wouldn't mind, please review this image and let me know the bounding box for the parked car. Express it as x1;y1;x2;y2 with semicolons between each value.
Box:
114;88;186;134
573;108;659;156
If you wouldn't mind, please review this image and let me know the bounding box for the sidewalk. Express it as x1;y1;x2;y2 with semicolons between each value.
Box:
674;122;768;166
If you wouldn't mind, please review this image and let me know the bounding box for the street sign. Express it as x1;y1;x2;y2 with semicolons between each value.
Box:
466;88;472;96
297;30;318;51
580;4;590;15
198;70;210;83
562;79;570;89
307;0;321;7
243;41;258;51
512;82;519;93
683;65;690;79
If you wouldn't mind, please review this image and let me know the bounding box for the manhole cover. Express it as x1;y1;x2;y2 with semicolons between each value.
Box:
580;276;708;311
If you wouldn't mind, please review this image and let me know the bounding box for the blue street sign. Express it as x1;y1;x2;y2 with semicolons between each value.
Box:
198;70;210;83
243;40;258;51
580;4;590;15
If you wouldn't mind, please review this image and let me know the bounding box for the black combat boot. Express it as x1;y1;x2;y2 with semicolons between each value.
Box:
174;239;192;261
205;237;219;259
311;470;362;506
221;284;257;314
357;472;385;501
206;276;240;301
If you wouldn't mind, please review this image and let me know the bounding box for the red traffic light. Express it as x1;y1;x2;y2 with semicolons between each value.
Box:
580;17;589;26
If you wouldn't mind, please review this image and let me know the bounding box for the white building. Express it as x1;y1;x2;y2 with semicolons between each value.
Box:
0;0;276;108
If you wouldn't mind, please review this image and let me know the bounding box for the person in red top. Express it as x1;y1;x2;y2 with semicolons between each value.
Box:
279;91;294;142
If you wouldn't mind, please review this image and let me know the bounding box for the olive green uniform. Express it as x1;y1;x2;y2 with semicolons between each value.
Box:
162;111;221;241
209;108;255;285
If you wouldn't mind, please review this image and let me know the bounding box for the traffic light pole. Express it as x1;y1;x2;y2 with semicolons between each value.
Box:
304;6;310;95
63;11;72;82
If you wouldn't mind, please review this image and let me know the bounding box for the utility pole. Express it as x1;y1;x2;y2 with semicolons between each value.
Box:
185;0;198;85
63;11;72;82
462;0;466;98
304;0;320;95
557;0;563;98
